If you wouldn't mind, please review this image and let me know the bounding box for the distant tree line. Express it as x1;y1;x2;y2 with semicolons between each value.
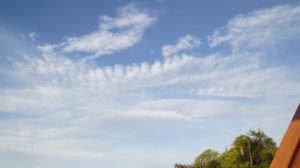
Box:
175;130;277;168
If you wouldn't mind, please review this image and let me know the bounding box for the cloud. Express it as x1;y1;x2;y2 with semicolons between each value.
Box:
122;109;192;120
28;32;39;41
208;5;300;52
13;48;298;99
62;3;156;59
132;99;238;118
161;35;201;57
0;135;106;158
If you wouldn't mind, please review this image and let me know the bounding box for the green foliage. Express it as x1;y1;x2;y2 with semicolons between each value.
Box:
207;160;221;168
217;148;240;168
194;149;219;168
191;130;277;168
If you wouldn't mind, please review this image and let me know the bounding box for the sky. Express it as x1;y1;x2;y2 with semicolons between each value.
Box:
0;0;300;168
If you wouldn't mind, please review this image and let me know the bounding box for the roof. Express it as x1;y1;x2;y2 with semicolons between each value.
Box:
270;104;300;168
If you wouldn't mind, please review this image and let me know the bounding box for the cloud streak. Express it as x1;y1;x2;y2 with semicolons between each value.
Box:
208;5;300;52
161;35;201;57
62;3;156;59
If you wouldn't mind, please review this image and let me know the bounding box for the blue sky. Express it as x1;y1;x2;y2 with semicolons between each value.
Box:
0;0;300;168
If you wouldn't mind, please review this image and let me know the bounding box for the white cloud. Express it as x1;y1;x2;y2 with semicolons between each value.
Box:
161;35;201;57
133;99;237;118
62;3;156;59
11;46;298;105
208;5;300;52
122;109;192;120
28;32;39;41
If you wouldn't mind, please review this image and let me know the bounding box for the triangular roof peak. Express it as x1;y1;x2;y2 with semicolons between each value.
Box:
270;104;300;168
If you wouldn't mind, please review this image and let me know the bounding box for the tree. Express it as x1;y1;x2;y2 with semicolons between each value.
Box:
232;134;253;166
225;130;277;167
188;130;277;168
194;149;219;168
247;130;277;167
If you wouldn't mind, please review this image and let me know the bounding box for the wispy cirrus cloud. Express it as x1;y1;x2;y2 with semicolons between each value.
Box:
208;5;300;52
61;3;156;59
28;32;39;42
161;35;201;57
